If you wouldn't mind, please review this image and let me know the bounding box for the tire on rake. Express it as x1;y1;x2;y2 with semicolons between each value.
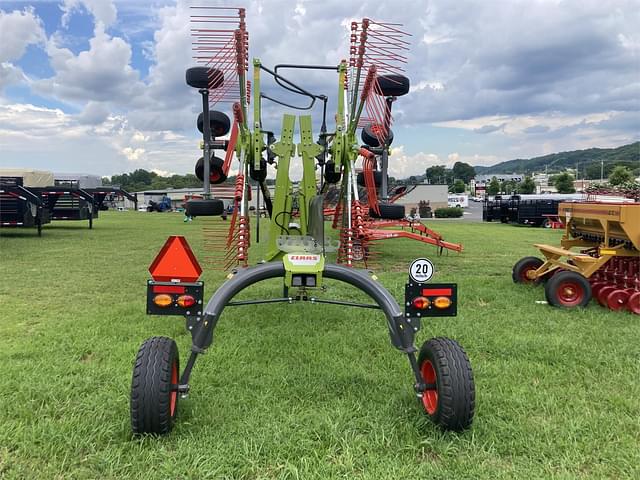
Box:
361;124;394;148
185;67;224;90
197;110;231;137
376;74;410;97
185;199;224;217
131;336;180;435
195;156;227;184
324;161;342;184
369;203;405;220
417;337;475;431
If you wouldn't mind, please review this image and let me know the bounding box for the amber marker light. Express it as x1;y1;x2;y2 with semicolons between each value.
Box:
434;296;452;309
153;294;173;307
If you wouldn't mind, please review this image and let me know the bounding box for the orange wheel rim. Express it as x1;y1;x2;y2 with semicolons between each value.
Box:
170;362;178;417
420;360;438;415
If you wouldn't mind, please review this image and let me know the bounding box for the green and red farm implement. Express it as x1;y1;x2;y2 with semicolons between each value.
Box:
129;6;474;436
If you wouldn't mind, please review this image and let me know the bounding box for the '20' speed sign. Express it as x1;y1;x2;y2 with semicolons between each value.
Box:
409;258;435;283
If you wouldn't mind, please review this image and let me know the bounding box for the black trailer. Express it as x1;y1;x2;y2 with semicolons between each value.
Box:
482;195;509;223
32;186;96;229
84;187;137;213
0;178;50;236
482;195;563;226
515;198;562;226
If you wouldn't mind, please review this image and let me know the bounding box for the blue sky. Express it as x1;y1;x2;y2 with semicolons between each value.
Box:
0;0;638;178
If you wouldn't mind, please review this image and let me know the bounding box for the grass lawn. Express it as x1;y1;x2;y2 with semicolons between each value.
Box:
1;212;638;479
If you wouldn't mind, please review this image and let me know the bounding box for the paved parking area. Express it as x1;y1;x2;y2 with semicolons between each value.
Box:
425;201;484;222
462;200;484;221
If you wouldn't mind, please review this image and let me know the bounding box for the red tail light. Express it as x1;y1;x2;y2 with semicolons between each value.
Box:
177;295;196;308
412;296;430;309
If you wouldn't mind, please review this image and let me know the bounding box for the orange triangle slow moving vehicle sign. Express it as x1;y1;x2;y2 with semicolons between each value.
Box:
149;236;202;282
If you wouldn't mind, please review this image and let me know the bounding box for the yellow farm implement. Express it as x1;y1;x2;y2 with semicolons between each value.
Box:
512;201;639;314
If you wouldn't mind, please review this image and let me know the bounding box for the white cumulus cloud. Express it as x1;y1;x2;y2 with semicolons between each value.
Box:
61;0;117;28
0;8;45;91
388;145;442;178
36;23;142;104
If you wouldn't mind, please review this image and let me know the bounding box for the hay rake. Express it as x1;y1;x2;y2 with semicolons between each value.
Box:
130;6;475;437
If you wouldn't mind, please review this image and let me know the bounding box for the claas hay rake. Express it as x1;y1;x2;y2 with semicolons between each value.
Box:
512;201;640;314
129;6;475;437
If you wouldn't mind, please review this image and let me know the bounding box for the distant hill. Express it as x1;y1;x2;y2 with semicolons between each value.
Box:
475;142;640;176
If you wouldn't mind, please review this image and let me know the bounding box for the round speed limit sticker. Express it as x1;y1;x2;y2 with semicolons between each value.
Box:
409;258;434;283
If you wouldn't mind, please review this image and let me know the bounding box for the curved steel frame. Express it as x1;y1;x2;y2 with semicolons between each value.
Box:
178;261;425;391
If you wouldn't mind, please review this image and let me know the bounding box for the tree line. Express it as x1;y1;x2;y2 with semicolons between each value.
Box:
104;162;637;196
102;169;202;192
482;165;638;195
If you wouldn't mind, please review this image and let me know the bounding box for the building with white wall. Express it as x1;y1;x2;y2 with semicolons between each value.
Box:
394;184;448;212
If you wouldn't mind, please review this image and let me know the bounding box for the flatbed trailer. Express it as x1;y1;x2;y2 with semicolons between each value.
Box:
30;186;96;229
0;182;50;236
84;187;137;213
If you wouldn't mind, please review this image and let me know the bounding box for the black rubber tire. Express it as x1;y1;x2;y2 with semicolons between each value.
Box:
369;203;405;220
185;199;224;217
544;270;592;308
249;158;268;182
512;256;544;284
197;110;231;137
361;124;394;148
377;74;410;97
131;336;180;435
185;67;224;89
357;171;383;187
417;337;475;431
324;161;342;184
195;156;227;184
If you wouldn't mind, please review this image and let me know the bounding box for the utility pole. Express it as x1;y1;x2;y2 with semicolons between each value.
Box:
600;160;604;182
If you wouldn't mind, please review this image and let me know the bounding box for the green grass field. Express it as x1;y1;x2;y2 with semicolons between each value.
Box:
1;212;638;479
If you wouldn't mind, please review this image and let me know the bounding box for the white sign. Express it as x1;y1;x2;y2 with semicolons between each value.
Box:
409;258;434;283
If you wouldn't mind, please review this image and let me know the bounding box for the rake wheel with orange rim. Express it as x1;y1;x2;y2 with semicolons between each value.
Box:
417;337;475;431
131;336;180;435
195;156;227;185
